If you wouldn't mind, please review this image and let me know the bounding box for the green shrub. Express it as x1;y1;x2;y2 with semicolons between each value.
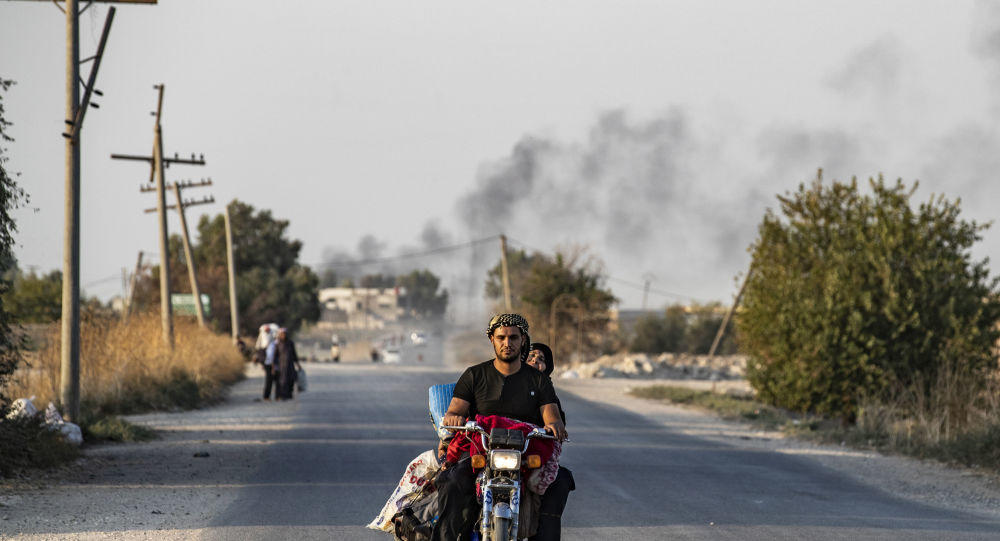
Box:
629;303;737;354
78;414;157;443
738;173;1000;421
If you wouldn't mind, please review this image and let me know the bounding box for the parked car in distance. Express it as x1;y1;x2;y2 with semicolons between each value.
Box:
382;347;401;363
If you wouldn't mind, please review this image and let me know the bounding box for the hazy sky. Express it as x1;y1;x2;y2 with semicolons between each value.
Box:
2;1;999;315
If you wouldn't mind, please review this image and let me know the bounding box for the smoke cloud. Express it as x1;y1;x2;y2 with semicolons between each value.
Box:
321;6;1000;314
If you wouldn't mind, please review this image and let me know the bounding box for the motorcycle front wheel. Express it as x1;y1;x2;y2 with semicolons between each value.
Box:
490;515;512;541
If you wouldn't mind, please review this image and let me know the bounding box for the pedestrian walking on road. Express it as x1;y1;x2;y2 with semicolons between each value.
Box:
275;328;301;400
255;324;279;401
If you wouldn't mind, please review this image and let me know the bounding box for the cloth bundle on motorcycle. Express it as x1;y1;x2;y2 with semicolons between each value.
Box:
445;414;562;495
368;449;443;534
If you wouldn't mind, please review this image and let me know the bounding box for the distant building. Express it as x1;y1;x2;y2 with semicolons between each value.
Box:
317;287;405;329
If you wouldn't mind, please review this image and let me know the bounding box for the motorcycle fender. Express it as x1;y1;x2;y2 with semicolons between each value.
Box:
493;502;513;520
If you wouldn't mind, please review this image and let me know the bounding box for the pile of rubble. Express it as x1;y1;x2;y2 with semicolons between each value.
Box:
557;353;747;381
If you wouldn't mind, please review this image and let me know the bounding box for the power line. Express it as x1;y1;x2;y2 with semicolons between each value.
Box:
83;273;121;288
505;236;709;303
310;235;500;270
605;276;708;304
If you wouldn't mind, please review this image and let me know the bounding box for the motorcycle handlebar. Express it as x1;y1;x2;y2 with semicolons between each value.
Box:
441;424;566;442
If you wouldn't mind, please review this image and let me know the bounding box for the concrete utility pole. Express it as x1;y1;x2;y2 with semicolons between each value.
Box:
499;234;512;311
152;85;173;346
13;0;156;421
172;182;206;327
124;250;143;320
224;204;240;342
111;84;206;348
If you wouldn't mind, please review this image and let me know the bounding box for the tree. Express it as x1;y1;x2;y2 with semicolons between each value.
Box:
0;78;26;412
738;174;1000;420
628;303;737;355
485;248;537;304
398;269;448;318
629;305;686;353
359;273;396;288
133;200;320;335
4;270;62;324
684;303;737;355
486;248;618;355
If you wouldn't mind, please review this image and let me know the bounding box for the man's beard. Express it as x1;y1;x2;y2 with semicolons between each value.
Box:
495;347;520;363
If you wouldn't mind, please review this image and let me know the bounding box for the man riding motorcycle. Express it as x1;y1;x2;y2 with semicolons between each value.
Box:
432;313;574;541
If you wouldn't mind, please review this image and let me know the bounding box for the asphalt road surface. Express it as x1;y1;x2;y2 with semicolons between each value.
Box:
206;362;1000;540
5;361;1000;540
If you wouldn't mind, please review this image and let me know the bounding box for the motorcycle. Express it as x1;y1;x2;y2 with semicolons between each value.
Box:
443;420;557;541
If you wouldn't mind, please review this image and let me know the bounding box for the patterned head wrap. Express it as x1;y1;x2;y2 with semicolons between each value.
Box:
487;313;531;361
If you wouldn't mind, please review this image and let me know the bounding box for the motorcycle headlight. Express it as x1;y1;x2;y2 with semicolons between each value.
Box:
490;450;521;471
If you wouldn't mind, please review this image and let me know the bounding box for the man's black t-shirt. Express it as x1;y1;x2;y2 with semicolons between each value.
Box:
453;360;558;427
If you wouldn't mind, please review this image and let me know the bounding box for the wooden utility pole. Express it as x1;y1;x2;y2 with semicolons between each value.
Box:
111;85;206;347
13;0;156;421
172;182;206;327
124;250;143;320
708;270;752;357
499;234;512;311
224;204;240;342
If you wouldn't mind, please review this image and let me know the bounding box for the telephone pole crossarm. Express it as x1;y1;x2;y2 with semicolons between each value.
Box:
142;195;214;214
139;178;211;193
110;153;206;166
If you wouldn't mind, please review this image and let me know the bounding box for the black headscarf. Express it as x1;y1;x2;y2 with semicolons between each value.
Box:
530;342;554;377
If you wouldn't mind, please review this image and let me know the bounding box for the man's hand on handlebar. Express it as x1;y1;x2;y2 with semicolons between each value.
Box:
544;421;569;442
442;414;467;430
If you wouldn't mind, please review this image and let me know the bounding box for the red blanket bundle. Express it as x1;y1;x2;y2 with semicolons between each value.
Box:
445;414;555;467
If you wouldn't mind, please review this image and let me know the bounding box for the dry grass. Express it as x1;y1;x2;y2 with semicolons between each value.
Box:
7;312;245;416
840;366;1000;469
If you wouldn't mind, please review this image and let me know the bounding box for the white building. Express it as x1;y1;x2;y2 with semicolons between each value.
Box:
317;287;405;329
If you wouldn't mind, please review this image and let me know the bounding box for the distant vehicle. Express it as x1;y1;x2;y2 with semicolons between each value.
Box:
330;334;343;362
410;331;428;346
382;347;401;363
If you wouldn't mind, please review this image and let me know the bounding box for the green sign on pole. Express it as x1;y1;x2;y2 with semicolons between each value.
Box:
171;294;211;317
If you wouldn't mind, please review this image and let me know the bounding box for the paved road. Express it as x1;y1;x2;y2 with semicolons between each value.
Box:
200;362;999;540
5;361;999;539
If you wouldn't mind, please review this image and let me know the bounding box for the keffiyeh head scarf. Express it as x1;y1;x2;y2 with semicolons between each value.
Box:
487;313;531;361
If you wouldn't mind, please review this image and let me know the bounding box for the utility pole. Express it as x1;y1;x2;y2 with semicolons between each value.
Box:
152;84;173;346
224;204;240;343
124;250;143;320
60;3;110;422
13;0;156;421
641;273;655;312
499;234;512;311
111;84;206;348
172;181;207;327
708;269;752;357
